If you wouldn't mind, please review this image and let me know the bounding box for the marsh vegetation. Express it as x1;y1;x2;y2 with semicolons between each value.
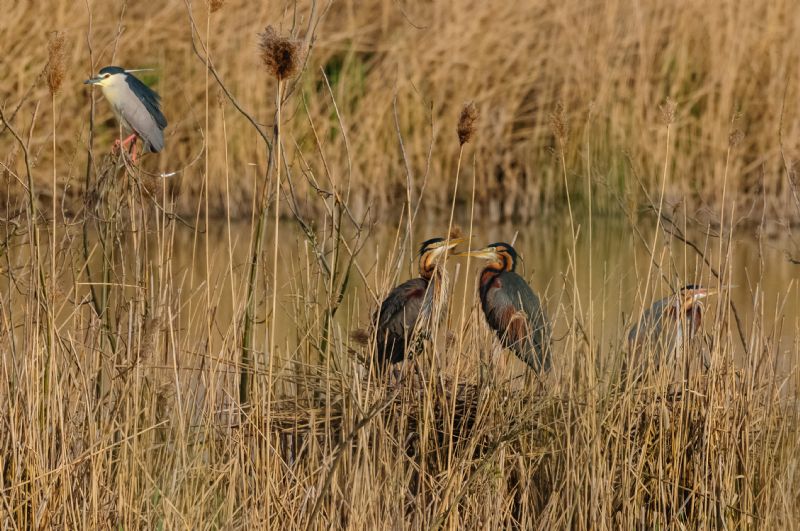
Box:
0;0;799;528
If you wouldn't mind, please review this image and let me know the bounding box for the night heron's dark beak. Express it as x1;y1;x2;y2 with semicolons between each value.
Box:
84;76;101;85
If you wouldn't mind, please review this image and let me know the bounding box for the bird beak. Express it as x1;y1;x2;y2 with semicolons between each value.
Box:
453;246;497;259
436;237;466;251
426;237;466;259
678;287;717;312
84;76;102;85
445;237;466;249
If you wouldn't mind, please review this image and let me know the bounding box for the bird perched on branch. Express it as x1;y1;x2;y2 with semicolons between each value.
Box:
457;242;552;373
84;66;167;163
372;237;464;370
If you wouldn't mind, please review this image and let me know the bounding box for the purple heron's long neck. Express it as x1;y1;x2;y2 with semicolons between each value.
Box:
478;261;505;300
419;252;436;281
419;267;448;328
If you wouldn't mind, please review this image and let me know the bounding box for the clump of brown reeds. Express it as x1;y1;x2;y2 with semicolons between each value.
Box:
1;2;799;528
258;25;305;80
209;0;224;13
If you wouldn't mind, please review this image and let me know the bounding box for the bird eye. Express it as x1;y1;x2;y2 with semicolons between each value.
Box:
102;73;110;78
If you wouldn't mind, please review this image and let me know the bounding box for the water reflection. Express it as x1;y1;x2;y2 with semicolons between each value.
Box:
5;214;797;378
277;213;798;375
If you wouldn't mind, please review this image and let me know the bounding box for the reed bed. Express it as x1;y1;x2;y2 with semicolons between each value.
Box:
1;1;799;529
3;0;800;221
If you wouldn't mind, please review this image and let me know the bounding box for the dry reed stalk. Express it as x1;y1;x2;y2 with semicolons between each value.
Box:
45;30;65;412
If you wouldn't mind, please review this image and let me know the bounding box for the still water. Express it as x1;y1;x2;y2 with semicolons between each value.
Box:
138;213;800;376
8;213;798;379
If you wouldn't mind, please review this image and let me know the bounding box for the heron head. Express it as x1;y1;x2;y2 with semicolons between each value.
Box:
667;285;717;333
417;237;465;278
84;66;153;87
677;285;715;310
84;66;126;86
455;242;518;272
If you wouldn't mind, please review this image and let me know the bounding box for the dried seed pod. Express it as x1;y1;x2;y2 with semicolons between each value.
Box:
729;129;744;148
457;102;478;146
258;26;306;80
659;97;677;126
46;31;66;95
549;102;568;144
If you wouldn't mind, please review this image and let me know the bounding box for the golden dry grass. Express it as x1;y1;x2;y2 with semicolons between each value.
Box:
2;0;800;220
1;1;799;529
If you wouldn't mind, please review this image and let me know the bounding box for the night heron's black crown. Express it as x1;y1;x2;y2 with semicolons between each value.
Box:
98;66;126;76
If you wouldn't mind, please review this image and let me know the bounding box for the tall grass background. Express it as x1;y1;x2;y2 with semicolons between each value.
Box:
0;0;799;528
3;0;800;220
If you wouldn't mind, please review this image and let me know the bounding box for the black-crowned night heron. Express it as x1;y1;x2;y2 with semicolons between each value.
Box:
455;242;552;373
626;284;714;380
84;66;167;162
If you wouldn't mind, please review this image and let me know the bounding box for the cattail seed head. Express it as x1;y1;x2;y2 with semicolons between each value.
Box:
209;0;224;13
258;26;306;80
549;102;568;144
659;97;677;125
728;129;744;148
46;31;66;95
457;102;478;145
448;225;464;240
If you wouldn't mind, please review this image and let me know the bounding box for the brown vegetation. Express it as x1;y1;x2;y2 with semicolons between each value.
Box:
2;0;800;220
0;0;799;528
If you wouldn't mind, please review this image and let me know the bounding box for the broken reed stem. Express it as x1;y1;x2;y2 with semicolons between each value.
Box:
204;2;213;370
639;98;676;341
551;102;583;387
444;145;463;280
46;30;64;406
220;95;238;355
444;102;477;296
267;78;283;432
241;26;304;405
47;91;57;419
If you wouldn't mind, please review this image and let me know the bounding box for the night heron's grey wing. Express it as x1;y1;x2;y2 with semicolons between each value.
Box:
123;75;167;152
483;271;551;372
373;278;427;368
